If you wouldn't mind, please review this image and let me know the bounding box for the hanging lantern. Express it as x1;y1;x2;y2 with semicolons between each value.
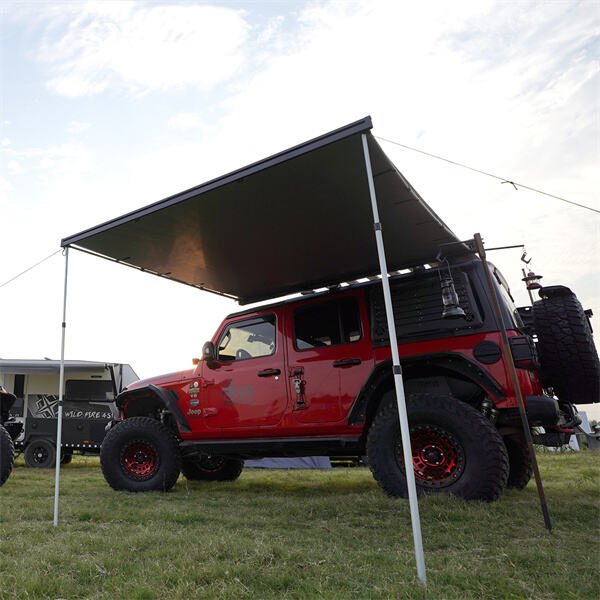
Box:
440;273;466;319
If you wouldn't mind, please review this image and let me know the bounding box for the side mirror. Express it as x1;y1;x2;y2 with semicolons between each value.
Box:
202;341;217;368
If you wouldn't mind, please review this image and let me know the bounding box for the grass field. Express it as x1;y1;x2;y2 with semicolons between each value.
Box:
0;452;598;600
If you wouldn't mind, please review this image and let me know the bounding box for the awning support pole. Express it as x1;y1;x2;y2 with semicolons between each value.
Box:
474;233;552;532
361;134;427;583
53;246;69;527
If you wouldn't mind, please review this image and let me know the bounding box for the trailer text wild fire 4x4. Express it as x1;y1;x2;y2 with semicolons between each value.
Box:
100;259;599;501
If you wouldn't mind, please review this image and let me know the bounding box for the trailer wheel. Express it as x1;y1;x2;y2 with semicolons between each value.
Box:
0;425;15;486
367;394;509;501
182;456;244;482
24;439;56;468
100;417;181;492
60;451;73;465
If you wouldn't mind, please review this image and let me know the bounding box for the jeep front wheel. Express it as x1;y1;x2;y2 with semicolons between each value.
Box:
367;394;509;501
100;417;181;492
181;456;244;482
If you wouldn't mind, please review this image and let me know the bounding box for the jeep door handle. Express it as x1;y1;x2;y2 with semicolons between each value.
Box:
258;369;281;377
333;359;361;367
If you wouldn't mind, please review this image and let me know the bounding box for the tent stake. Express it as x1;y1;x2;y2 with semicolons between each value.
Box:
473;233;552;532
362;134;427;583
53;247;69;527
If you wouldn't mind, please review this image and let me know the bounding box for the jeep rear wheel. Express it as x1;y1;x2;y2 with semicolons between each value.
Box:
532;288;600;404
0;425;14;486
181;456;244;482
100;417;181;492
367;394;509;501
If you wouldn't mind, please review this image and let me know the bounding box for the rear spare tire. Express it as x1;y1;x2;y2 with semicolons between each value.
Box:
181;456;244;482
532;287;600;404
100;417;181;492
367;394;509;501
0;425;14;486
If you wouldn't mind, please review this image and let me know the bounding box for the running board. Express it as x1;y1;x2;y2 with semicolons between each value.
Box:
180;436;362;459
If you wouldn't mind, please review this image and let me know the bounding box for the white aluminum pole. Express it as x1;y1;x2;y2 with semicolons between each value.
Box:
361;134;426;584
53;247;69;527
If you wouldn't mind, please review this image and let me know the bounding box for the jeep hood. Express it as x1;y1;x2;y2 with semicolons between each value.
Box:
126;369;195;390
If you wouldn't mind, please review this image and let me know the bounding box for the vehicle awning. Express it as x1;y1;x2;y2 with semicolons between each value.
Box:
0;360;108;374
61;116;462;305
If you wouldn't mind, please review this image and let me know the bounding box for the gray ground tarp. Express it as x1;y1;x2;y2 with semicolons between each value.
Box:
245;456;331;469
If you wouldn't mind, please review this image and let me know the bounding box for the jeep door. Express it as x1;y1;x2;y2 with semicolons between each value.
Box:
202;312;289;429
285;293;374;425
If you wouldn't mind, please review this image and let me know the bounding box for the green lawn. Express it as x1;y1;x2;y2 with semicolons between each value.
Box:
0;452;598;600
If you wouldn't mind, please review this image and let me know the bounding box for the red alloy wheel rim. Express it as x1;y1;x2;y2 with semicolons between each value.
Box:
121;441;159;480
398;426;465;488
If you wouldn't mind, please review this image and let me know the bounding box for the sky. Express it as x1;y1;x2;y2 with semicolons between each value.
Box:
0;1;598;415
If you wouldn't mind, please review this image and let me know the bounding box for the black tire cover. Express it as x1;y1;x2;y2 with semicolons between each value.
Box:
532;287;600;404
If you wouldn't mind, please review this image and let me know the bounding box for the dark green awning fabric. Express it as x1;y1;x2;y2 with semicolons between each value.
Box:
62;117;459;304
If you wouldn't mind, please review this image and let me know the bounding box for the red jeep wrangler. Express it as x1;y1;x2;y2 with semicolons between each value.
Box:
100;259;599;501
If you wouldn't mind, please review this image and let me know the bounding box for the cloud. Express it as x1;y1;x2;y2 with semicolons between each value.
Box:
0;176;13;196
7;160;22;174
257;15;285;44
1;138;10;146
36;2;250;96
3;143;94;175
67;121;90;134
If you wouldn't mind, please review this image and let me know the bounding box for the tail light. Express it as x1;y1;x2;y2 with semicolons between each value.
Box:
509;335;539;370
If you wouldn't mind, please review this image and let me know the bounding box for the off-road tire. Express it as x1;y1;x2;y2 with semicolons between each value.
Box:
24;438;56;468
181;456;244;482
367;394;509;501
100;417;181;492
532;291;600;404
504;434;533;490
0;425;14;486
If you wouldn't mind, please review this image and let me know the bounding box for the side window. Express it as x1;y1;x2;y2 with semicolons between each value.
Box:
294;297;362;350
217;315;276;362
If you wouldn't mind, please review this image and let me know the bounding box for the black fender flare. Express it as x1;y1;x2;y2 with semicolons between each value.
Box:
347;352;505;426
117;384;191;433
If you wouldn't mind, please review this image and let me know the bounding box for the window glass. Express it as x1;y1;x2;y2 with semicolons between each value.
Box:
65;380;114;402
295;297;362;350
217;315;276;362
340;297;362;342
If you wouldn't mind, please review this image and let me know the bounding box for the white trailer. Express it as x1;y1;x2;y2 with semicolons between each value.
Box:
0;359;137;467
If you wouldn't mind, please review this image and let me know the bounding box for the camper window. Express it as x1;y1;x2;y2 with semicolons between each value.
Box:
65;380;114;402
